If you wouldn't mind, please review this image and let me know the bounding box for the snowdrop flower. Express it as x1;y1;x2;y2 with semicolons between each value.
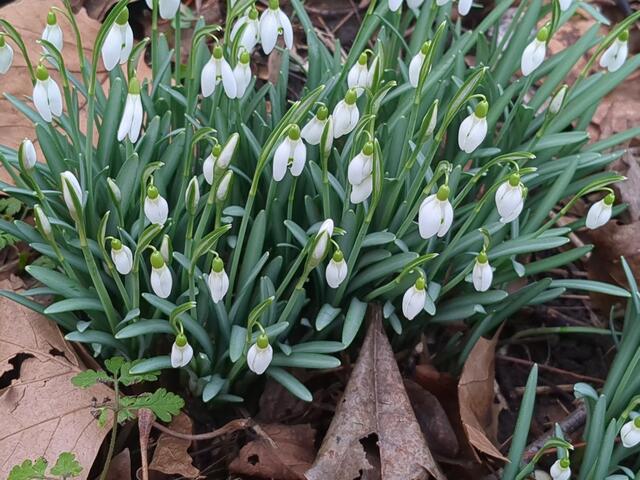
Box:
301;106;333;153
495;173;526;223
60;171;83;220
436;0;450;5
600;30;629;73
171;333;193;368
0;34;13;74
216;170;233;202
247;333;273;375
234;51;252;98
101;8;133;71
458;100;488;154
160;234;172;264
107;177;121;204
203;134;238;184
310;219;334;266
207;257;229;303
185;176;200;215
472;252;492;292
145;0;181;20
117;77;144;143
620;417;640;448
586;193;614;230
110;238;133;275
203;145;222;185
34;204;52;239
273;125;306;181
33;64;62;123
333;89;360;138
348;142;374;204
42;10;63;53
144;184;169;225
521;26;548;76
230;6;260;52
150;250;172;298
559;0;572;11
259;0;293;55
389;0;425;11
550;459;571;480
348;53;372;96
326;249;348;288
201;45;237;99
549;84;568;115
418;185;453;239
458;0;473;16
18;138;37;171
409;41;430;88
403;277;427;320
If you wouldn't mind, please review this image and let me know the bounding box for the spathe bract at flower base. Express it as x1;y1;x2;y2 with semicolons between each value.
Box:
0;4;637;468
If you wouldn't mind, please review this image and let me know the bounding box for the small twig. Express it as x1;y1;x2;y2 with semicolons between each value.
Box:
496;355;605;384
151;417;253;441
522;404;587;462
138;408;155;480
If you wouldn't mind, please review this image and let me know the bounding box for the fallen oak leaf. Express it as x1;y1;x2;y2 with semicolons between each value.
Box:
305;304;445;480
148;412;200;479
0;296;113;479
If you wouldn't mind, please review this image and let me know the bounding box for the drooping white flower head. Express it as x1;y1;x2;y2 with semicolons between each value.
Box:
621;417;640;448
160;234;172;263
117;78;144;143
204;134;238;185
273;124;306;181
107;177;122;204
247;333;273;374
201;45;237;99
234;51;253;98
110;238;133;275
60;171;83;220
549;84;568;115
348;52;372;97
458;100;488;154
409;41;430;88
533;470;552;480
436;0;451;5
150;250;172;298
403;276;427;320
0;34;14;74
472;252;492;292
586;193;614;230
145;0;181;20
326;250;348;289
260;0;293;55
600;30;629;73
495;173;525;223
302;105;332;147
418;185;454;239
19;138;37;171
34;204;52;239
208;257;229;303
389;0;425;11
144;184;169;226
101;8;134;71
333;89;360;138
171;333;193;368
458;0;473;15
216;170;233;202
550;459;571;480
559;0;572;11
42;10;63;53
521;26;548;76
33;64;63;123
185;176;200;215
230;6;260;52
311;219;334;265
348;142;374;204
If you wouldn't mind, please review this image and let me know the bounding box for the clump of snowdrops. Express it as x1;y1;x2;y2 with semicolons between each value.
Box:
0;0;638;410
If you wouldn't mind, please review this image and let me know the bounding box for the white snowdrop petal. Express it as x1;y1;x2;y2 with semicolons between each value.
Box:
326;259;347;288
585;199;612;229
33;81;52;123
159;0;181;19
348;105;360;132
350;176;373;204
290;140;306;176
0;44;13;74
549;460;571;480
171;342;193;368
407;0;425;8
129;95;143;143
437;200;454;237
101;26;122;71
46;78;63;118
418;195;441;239
112;246;133;275
472;261;492;292
559;0;571;10
458;114;487;153
220;59;238;98
458;0;472;15
201;59;217;97
333;102;350;138
272;140;290;181
247;343;273;374
409;52;424;88
120;24;134;64
208;269;229;303
521;40;546;76
301;118;324;145
117;96;134;141
144;195;169;225
389;0;403;11
151;265;173;298
260;11;279;54
621;421;640;448
277;10;294;50
348;153;372;186
402;286;426;320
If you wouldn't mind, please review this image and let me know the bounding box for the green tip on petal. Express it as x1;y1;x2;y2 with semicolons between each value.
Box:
415;277;426;290
618;29;629;42
240;51;251;64
362;142;374;156
536;26;549;42
115;7;129;25
475;100;489;118
358;52;368;65
212;144;222;156
150;250;165;269
604;192;615;206
35;64;49;81
249;7;259;19
257;333;269;348
147;184;159;199
175;333;188;347
420;41;431;55
560;458;570;469
212;256;224;273
332;250;344;262
477;251;488;264
508;173;520;187
0;34;5;48
213;45;223;59
268;0;279;10
345;88;358;105
317;105;329;121
634;417;640;428
111;238;122;251
47;10;57;25
436;184;450;201
288;124;301;140
128;77;140;94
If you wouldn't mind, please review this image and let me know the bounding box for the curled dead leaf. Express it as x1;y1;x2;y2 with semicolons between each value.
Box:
148;412;200;479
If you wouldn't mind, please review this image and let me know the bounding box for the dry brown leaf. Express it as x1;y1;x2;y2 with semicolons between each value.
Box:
306;305;445;480
106;448;132;480
458;332;507;462
148;412;200;479
229;423;316;480
0;296;113;479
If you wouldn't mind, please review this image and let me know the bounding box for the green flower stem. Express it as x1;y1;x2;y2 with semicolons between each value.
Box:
97;381;119;480
275;246;308;300
194;188;216;244
174;7;182;84
0;20;35;83
285;178;298;246
151;0;159;79
58;1;89;85
320;146;331;219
